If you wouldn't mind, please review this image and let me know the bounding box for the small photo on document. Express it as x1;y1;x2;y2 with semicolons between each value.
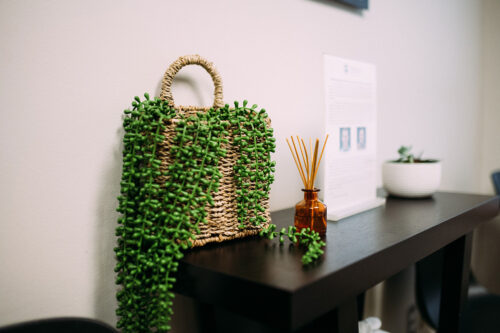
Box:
357;127;366;150
339;127;350;152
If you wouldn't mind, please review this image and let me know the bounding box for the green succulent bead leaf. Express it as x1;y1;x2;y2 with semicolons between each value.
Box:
259;224;326;265
232;101;276;229
115;95;279;332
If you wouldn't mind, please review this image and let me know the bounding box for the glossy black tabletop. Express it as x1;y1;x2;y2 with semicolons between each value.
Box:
174;192;499;331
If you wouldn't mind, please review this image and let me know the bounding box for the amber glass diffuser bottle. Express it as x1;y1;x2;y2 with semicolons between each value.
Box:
286;135;329;235
295;188;327;235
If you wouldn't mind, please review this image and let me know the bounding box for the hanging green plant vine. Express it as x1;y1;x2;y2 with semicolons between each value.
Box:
259;224;326;265
116;94;177;332
115;95;324;332
232;100;276;228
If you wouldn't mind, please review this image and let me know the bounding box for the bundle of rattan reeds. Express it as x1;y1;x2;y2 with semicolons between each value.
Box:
286;135;329;190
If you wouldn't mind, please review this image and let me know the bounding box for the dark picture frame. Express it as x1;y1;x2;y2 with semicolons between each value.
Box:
335;0;368;10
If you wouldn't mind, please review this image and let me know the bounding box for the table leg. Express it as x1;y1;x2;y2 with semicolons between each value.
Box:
337;298;359;333
196;301;217;333
295;298;358;333
437;233;472;333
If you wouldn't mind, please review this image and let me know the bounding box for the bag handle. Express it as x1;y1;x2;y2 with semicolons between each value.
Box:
160;54;224;109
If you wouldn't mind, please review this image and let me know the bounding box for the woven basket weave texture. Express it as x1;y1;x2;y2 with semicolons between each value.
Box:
157;55;270;247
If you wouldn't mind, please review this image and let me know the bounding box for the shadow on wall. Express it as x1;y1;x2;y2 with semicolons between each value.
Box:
92;76;206;330
93;123;123;326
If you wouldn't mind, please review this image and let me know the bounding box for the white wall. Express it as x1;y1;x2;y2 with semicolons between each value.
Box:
0;0;486;329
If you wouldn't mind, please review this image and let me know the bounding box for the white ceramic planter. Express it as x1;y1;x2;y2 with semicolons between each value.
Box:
382;161;441;198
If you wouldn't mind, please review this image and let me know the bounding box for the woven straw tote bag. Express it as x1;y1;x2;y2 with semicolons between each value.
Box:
157;55;271;247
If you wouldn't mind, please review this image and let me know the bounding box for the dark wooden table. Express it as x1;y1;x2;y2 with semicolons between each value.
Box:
174;192;499;333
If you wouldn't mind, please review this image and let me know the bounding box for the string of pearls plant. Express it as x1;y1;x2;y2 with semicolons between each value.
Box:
259;224;326;265
232;100;276;228
115;94;325;332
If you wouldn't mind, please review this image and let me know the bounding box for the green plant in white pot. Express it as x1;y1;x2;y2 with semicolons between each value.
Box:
382;146;441;198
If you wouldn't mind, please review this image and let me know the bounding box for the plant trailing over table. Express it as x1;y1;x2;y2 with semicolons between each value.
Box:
259;224;326;265
116;94;169;332
115;95;323;332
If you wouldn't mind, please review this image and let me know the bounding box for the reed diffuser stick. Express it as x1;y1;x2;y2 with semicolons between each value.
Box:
300;139;309;181
291;137;307;187
287;135;329;190
310;139;319;189
313;134;329;182
309;138;312;176
297;136;309;180
286;138;307;187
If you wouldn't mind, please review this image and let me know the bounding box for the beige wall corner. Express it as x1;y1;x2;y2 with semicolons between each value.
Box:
480;0;500;193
